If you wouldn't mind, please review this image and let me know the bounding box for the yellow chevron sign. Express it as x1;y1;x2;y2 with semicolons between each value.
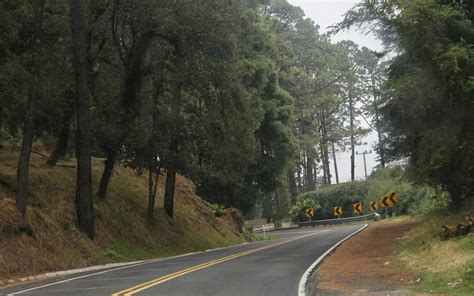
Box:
388;192;399;204
305;208;314;218
353;202;363;214
380;195;392;207
333;206;343;217
370;201;378;211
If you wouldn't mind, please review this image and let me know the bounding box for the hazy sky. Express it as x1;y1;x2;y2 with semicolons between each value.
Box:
287;0;383;183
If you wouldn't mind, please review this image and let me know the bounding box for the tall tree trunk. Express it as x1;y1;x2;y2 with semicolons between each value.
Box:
313;162;317;187
349;89;355;182
142;48;158;222
319;106;331;185
97;147;117;199
275;193;281;217
372;75;385;168
323;144;331;185
163;105;181;218
262;195;272;223
319;145;327;185
288;168;298;205
70;0;94;239
0;109;4;149
16;0;46;216
163;48;182;219
306;149;315;191
331;142;339;184
147;167;160;221
296;157;302;192
96;30;154;200
164;167;176;218
302;150;307;191
47;104;73;166
375;108;385;168
321;107;331;185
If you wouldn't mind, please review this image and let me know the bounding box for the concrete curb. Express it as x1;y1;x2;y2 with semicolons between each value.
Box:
297;224;369;296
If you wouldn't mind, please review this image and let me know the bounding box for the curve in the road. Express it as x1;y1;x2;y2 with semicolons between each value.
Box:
112;230;326;296
2;224;368;296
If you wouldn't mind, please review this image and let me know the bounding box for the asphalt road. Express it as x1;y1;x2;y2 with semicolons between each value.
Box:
2;224;365;296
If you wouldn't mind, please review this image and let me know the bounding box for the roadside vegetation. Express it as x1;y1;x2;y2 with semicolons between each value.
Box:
395;212;474;294
0;0;383;239
0;147;245;285
297;167;442;220
328;1;474;292
1;0;473;292
333;0;474;211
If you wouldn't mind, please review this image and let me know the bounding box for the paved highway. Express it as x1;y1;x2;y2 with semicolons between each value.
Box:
1;224;365;296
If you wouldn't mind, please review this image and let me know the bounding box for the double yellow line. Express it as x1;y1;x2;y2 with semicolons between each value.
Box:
112;231;324;295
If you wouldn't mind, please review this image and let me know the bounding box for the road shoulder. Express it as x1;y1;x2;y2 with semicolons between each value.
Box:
312;218;420;295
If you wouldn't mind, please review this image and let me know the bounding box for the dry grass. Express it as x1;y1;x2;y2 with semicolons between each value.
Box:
0;145;245;285
400;240;473;273
396;212;474;294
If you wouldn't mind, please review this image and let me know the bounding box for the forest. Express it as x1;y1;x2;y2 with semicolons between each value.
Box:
1;0;472;239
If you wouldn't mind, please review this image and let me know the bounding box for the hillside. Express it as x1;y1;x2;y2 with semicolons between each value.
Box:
0;145;246;285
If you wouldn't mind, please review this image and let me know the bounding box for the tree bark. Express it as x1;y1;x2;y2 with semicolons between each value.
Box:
0;110;4;149
306;150;315;191
97;147;117;199
323;144;331;185
262;195;273;223
47;105;73;166
163;46;183;219
331;142;339;184
372;74;385;168
349;89;355;182
296;157;302;192
288;169;298;205
319;145;327;185
321;107;331;185
319;106;332;185
16;0;46;216
147;167;160;221
164;167;176;218
96;29;154;200
302;150;307;191
70;0;94;239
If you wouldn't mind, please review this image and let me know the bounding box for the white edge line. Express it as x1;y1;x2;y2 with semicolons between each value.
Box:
8;229;329;296
6;260;154;296
297;224;369;296
6;241;251;296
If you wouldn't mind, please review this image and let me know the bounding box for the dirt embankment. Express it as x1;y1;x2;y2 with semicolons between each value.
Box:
0;147;246;286
314;219;421;295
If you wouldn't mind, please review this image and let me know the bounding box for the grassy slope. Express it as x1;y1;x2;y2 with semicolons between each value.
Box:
0;148;246;283
395;212;474;295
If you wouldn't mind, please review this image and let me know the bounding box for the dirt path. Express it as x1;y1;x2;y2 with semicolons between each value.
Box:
313;220;422;295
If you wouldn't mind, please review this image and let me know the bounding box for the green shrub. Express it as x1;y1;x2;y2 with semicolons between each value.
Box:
297;167;443;219
205;202;226;217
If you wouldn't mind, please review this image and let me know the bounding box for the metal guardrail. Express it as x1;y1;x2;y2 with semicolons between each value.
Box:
252;223;275;233
298;213;377;227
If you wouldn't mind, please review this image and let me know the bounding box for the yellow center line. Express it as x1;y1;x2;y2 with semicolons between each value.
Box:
111;230;327;296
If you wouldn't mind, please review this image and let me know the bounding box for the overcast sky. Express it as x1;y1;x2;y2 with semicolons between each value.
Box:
287;0;383;183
